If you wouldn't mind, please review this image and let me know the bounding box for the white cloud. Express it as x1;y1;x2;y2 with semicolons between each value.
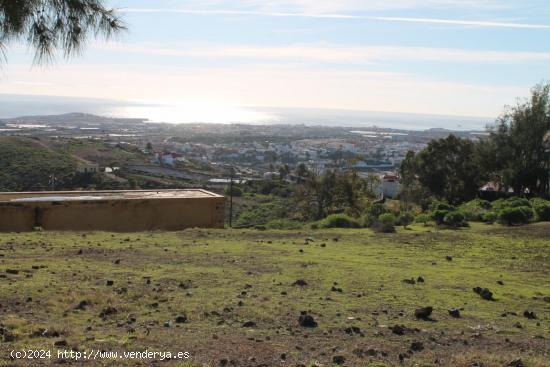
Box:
121;8;550;29
99;42;550;64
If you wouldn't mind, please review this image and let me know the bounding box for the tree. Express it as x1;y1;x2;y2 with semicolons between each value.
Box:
400;135;484;205
482;83;550;194
0;0;124;65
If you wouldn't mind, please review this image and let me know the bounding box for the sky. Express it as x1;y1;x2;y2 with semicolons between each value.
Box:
1;0;549;124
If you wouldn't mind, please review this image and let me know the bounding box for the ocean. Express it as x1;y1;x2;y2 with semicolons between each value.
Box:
0;94;492;131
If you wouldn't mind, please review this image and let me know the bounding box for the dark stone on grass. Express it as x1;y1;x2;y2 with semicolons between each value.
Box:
473;287;494;300
242;321;256;328
74;300;89;310
99;307;117;318
446;256;453;261
106;280;114;286
543;296;550;303
331;286;343;292
114;259;121;264
293;279;308;287
54;340;68;347
175;315;187;324
497;280;504;285
417;276;425;283
410;341;424;352
0;328;15;342
344;326;362;336
523;310;537;319
402;278;415;285
390;325;406;335
448;308;461;318
332;355;345;365
507;358;525;367
5;269;18;275
298;314;317;328
414;306;433;319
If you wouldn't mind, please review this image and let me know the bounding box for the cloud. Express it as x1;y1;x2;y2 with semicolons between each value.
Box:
99;42;550;64
121;8;550;29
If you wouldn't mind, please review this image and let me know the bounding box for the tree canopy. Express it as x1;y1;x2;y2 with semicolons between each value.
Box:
0;0;124;64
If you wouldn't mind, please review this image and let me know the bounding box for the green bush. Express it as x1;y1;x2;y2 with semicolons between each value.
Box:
532;199;550;221
493;197;531;211
481;211;498;224
498;206;533;226
443;211;467;228
318;214;361;229
397;212;414;228
429;200;455;212
431;210;450;225
459;199;491;221
414;214;431;225
372;213;396;233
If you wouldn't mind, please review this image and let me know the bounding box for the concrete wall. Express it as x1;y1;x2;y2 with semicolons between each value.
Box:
0;191;225;232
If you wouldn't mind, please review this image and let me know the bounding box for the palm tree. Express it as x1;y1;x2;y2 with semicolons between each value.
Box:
0;0;124;65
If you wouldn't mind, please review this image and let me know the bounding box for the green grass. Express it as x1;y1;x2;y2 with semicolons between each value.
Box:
0;223;549;366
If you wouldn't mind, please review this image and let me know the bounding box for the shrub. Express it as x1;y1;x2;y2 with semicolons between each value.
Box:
532;199;550;221
493;197;531;211
373;213;396;233
459;199;491;221
431;210;450;225
397;212;414;228
318;214;360;229
429;200;455;212
481;211;498;224
415;214;431;226
498;206;533;226
443;211;467;228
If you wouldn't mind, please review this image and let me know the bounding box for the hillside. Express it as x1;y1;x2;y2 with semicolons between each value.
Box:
0;223;548;366
0;137;76;191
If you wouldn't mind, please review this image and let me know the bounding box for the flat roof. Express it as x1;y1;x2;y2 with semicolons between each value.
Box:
0;189;223;203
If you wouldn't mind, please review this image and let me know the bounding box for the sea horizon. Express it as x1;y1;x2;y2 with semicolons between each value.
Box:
0;93;493;131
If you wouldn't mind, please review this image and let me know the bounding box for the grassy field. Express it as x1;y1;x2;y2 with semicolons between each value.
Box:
0;223;549;366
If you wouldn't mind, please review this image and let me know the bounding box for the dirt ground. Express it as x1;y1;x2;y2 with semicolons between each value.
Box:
0;223;549;366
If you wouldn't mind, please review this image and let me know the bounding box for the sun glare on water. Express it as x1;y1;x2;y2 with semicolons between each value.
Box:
109;103;277;124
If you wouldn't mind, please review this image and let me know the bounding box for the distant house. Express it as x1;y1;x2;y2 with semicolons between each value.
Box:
77;162;99;174
156;152;184;166
381;172;400;198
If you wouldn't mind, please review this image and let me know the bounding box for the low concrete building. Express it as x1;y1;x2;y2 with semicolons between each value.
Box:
0;189;224;232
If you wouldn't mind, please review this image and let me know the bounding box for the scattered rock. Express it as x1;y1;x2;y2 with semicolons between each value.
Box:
74;300;90;311
410;341;424;352
543;296;550;303
99;307;117;318
106;280;114;286
54;340;68;347
175;315;187;324
298;314;318;328
5;269;19;275
242;321;256;328
344;326;363;336
523;310;537;320
507;358;525;367
448;308;461;318
293;279;308;287
497;280;504;285
390;325;407;335
414;306;433;319
446;256;453;261
332;355;345;365
417;276;425;283
331;286;343;292
402;278;416;285
0;327;15;342
473;287;494;300
163;321;172;328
